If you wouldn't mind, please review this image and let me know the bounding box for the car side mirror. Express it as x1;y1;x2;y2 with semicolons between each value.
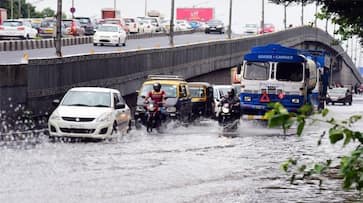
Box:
52;99;60;106
115;102;125;109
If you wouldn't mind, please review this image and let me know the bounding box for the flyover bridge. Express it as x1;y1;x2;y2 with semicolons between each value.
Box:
0;26;361;116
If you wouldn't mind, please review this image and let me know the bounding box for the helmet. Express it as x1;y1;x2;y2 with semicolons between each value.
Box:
227;88;235;97
153;83;161;92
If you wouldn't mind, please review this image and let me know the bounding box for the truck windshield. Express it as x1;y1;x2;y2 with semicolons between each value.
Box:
244;62;270;80
276;62;303;82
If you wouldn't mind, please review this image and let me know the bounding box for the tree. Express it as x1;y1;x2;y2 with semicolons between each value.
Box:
266;103;363;191
41;7;55;18
269;0;363;43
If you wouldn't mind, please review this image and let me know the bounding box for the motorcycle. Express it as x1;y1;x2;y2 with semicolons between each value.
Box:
218;102;240;134
145;101;162;133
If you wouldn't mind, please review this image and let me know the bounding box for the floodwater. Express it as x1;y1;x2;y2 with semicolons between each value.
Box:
1;97;363;203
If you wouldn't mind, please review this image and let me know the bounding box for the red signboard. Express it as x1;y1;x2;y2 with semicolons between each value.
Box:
176;8;214;22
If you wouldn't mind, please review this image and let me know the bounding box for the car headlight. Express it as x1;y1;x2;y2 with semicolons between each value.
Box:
217;25;223;28
167;107;177;113
291;98;300;104
96;112;112;122
49;110;61;121
244;96;252;102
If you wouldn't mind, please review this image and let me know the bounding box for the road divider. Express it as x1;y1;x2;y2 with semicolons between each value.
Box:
0;30;201;52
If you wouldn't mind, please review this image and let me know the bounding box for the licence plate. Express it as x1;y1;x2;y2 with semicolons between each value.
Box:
210;28;216;30
45;29;53;33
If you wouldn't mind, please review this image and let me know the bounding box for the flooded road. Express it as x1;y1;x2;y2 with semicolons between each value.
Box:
1;97;363;202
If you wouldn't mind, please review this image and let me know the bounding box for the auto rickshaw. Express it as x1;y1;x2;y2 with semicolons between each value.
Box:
134;75;193;128
188;82;214;118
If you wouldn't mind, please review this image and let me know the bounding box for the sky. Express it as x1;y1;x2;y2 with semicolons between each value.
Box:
29;0;361;66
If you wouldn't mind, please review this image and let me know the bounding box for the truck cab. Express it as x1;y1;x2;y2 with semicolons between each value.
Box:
238;44;327;119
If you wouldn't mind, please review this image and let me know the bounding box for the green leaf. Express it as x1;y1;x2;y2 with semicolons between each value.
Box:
343;129;353;146
297;120;305;136
299;165;307;172
321;108;329;117
314;164;326;174
329;129;344;144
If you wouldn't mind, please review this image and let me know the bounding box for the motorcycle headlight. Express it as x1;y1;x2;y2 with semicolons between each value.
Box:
167;107;176;113
148;104;156;111
136;105;145;112
49;110;61;121
244;96;252;102
291;98;300;104
96;112;112;122
222;107;230;114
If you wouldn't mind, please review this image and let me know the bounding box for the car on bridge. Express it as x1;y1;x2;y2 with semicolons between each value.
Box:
0;20;38;39
205;19;225;34
135;75;193;126
93;24;127;46
48;87;131;140
326;87;352;105
75;17;95;36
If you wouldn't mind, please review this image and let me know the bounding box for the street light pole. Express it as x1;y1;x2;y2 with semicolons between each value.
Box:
10;0;14;19
72;0;74;19
261;0;264;34
228;0;232;39
55;0;62;57
145;0;147;16
283;3;287;29
301;1;304;26
169;0;175;46
314;1;318;27
18;0;21;18
114;0;116;11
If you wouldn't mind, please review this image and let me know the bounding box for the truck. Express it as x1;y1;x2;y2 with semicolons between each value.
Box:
236;44;330;120
101;8;120;19
176;8;214;22
0;8;7;24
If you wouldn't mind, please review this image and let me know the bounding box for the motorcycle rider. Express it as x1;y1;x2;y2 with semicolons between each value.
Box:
219;88;240;120
144;83;166;122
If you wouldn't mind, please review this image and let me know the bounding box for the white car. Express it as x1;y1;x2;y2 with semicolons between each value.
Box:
124;17;140;34
213;85;233;118
241;23;258;35
48;87;131;140
93;24;127;46
176;20;192;31
139;19;156;33
0;20;38;39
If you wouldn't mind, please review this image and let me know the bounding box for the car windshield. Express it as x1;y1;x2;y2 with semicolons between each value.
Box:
62;91;111;107
41;20;55;27
104;20;121;24
207;20;222;26
76;18;90;24
244;62;270;80
245;24;257;28
98;25;118;32
214;86;231;99
3;21;22;27
124;19;134;23
62;21;73;27
329;88;347;94
190;87;206;98
140;84;177;98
